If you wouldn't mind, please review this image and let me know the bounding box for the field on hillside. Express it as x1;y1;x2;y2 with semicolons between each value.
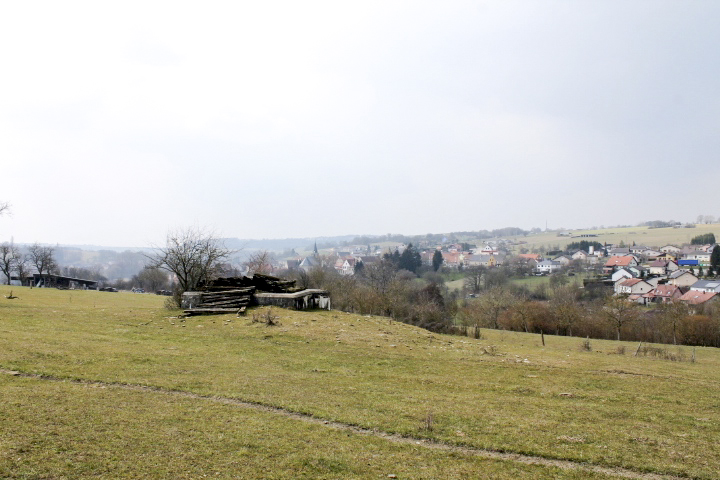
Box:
2;286;719;478
502;223;720;252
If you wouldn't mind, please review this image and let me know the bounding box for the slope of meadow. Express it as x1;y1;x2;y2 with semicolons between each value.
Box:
505;223;720;252
1;286;719;478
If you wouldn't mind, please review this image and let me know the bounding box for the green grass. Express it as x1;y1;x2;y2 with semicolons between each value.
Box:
446;278;465;292
2;286;720;478
2;376;605;479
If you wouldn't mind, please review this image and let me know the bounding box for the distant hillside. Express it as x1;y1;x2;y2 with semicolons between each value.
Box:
222;235;359;252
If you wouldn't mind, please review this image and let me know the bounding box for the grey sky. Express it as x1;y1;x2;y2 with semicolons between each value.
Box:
1;1;718;247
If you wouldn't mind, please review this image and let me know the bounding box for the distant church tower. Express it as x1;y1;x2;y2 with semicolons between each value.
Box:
313;241;318;256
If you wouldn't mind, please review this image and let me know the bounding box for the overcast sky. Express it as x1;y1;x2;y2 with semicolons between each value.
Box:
1;1;718;247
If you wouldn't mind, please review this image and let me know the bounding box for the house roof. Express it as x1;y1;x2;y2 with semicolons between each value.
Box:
679;291;718;305
620;278;646;287
537;260;561;266
669;270;695;279
356;256;379;264
300;256;320;267
690;280;720;292
649;260;669;268
613;268;635;278
653;284;680;297
442;252;462;263
605;256;635;267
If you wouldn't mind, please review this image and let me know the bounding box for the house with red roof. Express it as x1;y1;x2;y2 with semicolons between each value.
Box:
441;252;464;268
644;284;683;304
604;255;638;273
679;291;718;306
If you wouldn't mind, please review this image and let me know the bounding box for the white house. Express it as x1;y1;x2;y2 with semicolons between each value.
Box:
610;266;643;283
571;250;587;261
615;278;653;296
689;280;720;293
536;260;562;274
667;270;698;287
611;268;636;283
553;255;572;266
648;260;678;276
682;251;711;265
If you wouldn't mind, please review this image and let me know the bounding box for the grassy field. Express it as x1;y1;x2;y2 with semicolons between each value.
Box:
2;286;719;478
503;223;720;253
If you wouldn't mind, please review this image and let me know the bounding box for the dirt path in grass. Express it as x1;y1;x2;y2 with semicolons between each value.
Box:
1;369;681;479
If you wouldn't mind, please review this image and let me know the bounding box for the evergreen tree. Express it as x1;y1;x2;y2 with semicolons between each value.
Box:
383;249;401;269
691;233;716;245
354;260;364;276
432;250;443;271
710;245;720;275
398;243;422;273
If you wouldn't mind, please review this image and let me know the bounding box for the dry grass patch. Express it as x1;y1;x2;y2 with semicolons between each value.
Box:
2;376;609;479
2;286;720;478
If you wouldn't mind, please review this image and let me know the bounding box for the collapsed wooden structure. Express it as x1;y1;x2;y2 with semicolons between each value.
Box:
181;274;330;316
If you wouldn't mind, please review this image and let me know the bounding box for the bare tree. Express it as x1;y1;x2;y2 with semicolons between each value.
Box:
14;253;31;285
27;243;58;283
658;301;689;345
550;284;584;336
463;266;485;294
511;293;534;332
244;250;275;275
463;286;515;329
365;258;397;294
0;202;10;217
134;266;170;292
146;227;232;294
602;295;639;341
0;242;21;284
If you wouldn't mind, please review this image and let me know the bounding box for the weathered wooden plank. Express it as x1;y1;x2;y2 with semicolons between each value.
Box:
183;308;239;315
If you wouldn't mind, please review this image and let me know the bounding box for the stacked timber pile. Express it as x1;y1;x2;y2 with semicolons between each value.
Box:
182;287;255;316
182;274;298;316
249;273;299;293
199;274;298;293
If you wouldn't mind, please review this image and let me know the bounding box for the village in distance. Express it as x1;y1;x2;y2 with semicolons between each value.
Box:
3;215;720;348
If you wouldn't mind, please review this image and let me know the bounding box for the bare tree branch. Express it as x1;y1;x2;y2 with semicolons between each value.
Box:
0;243;21;284
244;250;274;276
145;227;232;294
27;243;57;277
